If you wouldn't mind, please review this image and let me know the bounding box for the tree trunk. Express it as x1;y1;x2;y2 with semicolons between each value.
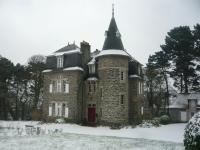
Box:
21;102;25;120
184;74;189;94
180;75;183;93
164;74;169;115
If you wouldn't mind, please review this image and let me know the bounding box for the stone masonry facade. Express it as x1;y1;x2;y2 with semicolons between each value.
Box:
42;10;144;125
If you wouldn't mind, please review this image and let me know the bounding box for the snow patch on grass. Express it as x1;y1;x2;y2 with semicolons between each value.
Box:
0;121;185;143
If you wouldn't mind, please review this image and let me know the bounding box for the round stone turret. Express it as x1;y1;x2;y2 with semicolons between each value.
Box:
97;50;129;125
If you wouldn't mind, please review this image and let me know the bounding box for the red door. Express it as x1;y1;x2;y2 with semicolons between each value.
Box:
88;107;96;123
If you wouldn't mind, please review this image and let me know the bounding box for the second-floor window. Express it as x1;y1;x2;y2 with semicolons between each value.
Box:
49;78;69;94
120;71;124;81
88;81;96;93
57;80;62;93
89;64;95;74
57;56;63;68
138;81;143;95
63;80;69;93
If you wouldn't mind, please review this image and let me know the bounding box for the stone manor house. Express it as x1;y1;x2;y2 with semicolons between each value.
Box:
42;9;144;125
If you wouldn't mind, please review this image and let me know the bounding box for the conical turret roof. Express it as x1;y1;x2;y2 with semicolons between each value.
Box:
102;8;124;50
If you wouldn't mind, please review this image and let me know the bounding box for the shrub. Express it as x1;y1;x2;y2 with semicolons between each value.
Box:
110;123;122;129
184;112;200;150
139;119;160;128
159;115;170;125
55;118;66;123
153;117;160;126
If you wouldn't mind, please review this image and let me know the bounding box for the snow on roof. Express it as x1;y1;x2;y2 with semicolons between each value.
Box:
88;50;100;65
88;57;96;65
129;74;140;78
169;93;200;109
63;67;84;72
87;77;98;81
168;104;185;109
42;69;53;73
96;49;129;58
123;49;142;65
52;49;81;56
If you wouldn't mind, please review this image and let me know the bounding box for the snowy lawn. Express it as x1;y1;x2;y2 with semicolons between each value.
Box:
0;121;185;150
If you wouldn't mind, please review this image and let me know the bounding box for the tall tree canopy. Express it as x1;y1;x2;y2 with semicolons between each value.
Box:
161;25;198;93
27;55;46;109
0;56;14;119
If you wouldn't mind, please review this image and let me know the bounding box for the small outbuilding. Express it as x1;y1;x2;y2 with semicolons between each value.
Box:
169;93;200;122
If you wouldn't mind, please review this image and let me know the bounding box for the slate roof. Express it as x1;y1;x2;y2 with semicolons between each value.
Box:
102;16;124;50
169;93;200;109
55;43;80;53
46;43;82;69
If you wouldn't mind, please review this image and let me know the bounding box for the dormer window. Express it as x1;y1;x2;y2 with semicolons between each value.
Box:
89;64;95;74
104;31;108;37
57;56;63;68
116;30;121;38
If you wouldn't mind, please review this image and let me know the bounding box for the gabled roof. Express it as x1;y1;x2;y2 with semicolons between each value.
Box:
102;16;124;50
55;43;80;53
169;93;200;109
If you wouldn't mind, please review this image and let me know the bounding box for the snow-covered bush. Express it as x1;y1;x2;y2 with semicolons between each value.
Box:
159;115;170;125
139;119;160;128
184;112;200;150
55;118;65;123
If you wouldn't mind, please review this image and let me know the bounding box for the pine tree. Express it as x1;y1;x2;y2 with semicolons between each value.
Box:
161;26;196;93
147;51;170;114
0;56;14;120
27;55;46;110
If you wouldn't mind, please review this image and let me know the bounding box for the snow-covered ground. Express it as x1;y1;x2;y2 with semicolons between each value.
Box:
0;121;185;150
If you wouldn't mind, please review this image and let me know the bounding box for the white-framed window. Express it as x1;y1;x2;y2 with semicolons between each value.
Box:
49;84;53;93
50;102;68;118
57;80;62;93
57;56;63;68
64;83;69;93
57;103;62;117
141;106;144;115
48;104;52;116
140;82;143;94
89;64;95;74
65;107;69;118
138;82;141;94
88;81;96;93
55;103;58;116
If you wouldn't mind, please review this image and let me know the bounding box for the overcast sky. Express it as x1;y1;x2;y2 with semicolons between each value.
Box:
0;0;199;65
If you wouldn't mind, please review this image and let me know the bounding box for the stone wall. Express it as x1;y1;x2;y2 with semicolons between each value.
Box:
43;70;83;123
84;80;100;123
97;55;129;125
129;78;143;124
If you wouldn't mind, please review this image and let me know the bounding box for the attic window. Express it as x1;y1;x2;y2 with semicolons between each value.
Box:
116;30;121;38
89;64;95;74
57;56;63;68
104;31;108;37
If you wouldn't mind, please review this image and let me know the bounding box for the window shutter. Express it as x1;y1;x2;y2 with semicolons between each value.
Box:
55;103;58;116
49;105;52;116
65;84;69;93
65;107;69;118
141;106;144;115
138;82;140;94
49;84;53;93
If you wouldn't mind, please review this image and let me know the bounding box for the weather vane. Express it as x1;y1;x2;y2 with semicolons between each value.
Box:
112;3;114;17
